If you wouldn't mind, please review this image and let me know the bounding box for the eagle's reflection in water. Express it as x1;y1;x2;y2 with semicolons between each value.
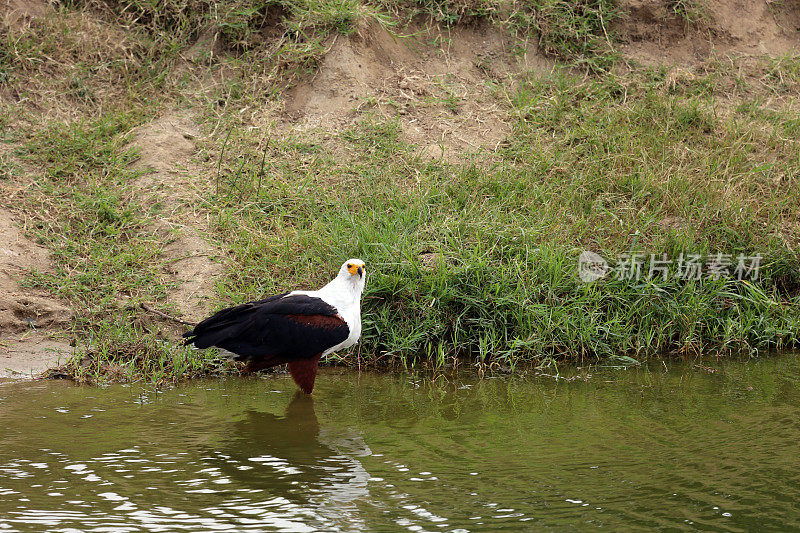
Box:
213;392;373;528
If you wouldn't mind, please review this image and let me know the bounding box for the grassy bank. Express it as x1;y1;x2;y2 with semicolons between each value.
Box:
1;1;798;383
210;63;800;371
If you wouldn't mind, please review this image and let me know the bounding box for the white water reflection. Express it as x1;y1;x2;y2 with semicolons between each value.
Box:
0;390;391;532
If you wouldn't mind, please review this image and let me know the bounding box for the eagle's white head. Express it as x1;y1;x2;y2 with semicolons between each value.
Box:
333;258;364;294
339;258;366;280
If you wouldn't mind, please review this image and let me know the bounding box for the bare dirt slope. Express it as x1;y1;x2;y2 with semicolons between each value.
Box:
130;112;223;323
282;19;547;161
0;0;797;377
1;0;47;28
0;210;72;378
272;1;797;159
617;0;799;64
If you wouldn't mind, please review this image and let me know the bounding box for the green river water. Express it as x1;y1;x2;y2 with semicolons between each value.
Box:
1;357;799;531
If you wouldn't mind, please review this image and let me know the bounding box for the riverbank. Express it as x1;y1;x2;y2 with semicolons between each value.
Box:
1;0;798;383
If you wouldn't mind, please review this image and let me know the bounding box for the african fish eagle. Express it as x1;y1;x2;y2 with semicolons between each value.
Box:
183;259;366;394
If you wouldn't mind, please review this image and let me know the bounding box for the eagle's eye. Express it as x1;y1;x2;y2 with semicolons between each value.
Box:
346;264;352;269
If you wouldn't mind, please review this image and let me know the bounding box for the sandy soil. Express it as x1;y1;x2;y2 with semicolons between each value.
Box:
0;0;47;29
280;19;540;162
0;333;72;379
616;0;800;64
0;210;72;378
129;112;224;323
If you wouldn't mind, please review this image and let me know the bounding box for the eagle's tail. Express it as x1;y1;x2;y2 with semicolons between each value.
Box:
182;303;254;350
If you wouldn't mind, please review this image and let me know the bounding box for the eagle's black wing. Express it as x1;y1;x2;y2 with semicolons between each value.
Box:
183;294;349;368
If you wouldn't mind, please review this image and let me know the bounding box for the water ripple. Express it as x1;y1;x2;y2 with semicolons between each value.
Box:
0;362;799;531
